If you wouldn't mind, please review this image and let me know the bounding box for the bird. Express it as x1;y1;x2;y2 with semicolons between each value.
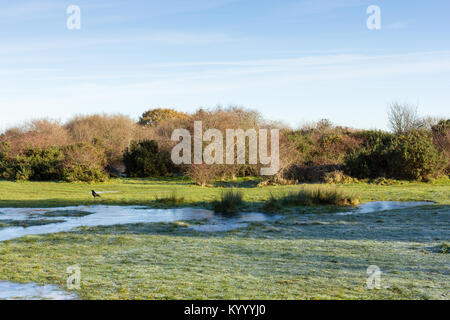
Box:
91;190;101;198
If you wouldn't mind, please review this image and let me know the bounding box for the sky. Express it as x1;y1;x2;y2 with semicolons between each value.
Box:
0;0;449;131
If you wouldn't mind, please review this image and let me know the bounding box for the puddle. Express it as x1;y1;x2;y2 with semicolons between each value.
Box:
0;206;282;240
0;206;215;241
0;281;77;300
336;201;433;216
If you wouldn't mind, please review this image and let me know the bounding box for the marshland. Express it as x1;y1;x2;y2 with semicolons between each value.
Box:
0;106;449;300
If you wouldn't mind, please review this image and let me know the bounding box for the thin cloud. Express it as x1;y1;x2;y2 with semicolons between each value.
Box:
6;50;450;85
0;31;237;55
283;0;372;16
0;1;63;19
384;22;408;30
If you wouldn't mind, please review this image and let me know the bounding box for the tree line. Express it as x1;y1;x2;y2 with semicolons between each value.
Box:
0;104;448;184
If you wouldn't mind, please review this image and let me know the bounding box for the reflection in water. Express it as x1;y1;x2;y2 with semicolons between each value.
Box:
0;281;77;300
336;201;433;216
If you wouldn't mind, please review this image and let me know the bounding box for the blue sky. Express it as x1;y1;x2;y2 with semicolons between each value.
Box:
0;0;449;131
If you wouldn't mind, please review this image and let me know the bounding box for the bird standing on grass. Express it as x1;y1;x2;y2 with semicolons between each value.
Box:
91;190;101;198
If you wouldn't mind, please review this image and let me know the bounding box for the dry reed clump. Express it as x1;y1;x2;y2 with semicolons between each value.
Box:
212;189;244;214
263;185;359;211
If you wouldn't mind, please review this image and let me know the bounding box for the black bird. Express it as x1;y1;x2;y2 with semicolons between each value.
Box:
91;190;101;198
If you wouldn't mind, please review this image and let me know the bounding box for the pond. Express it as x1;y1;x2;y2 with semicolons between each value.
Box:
0;201;434;241
0;206;214;241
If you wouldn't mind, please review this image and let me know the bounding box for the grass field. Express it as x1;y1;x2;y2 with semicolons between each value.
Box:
0;178;449;300
0;177;449;208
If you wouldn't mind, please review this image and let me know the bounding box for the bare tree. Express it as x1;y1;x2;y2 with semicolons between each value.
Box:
65;114;150;167
421;116;442;131
388;103;423;134
0;119;71;156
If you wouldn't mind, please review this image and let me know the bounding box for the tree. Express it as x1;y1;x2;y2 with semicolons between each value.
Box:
388;103;423;134
139;108;189;127
65;114;149;167
0;119;71;156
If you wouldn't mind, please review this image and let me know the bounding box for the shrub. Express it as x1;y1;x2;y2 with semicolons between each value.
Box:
345;148;387;179
123;140;175;177
1;157;33;181
0;142;10;158
190;106;269;180
139;108;189;127
61;143;108;182
212;189;244;214
0;147;64;181
431;119;450;175
0;143;108;183
62;165;108;183
24;147;65;181
65;114;150;167
345;131;396;179
350;130;396;149
388;131;446;180
283;121;362;179
186;164;219;187
286;164;342;183
257;176;297;186
345;130;445;180
62;142;106;167
324;170;357;184
0;119;71;156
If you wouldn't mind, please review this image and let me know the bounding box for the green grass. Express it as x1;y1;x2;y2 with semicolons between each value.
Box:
0;203;448;299
0;177;449;209
0;177;449;300
153;191;185;206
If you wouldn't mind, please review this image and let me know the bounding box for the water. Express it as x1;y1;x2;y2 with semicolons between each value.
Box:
0;206;283;241
0;281;77;300
336;201;433;216
189;212;282;232
0;202;434;241
0;205;214;241
0;201;436;299
0;206;281;299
